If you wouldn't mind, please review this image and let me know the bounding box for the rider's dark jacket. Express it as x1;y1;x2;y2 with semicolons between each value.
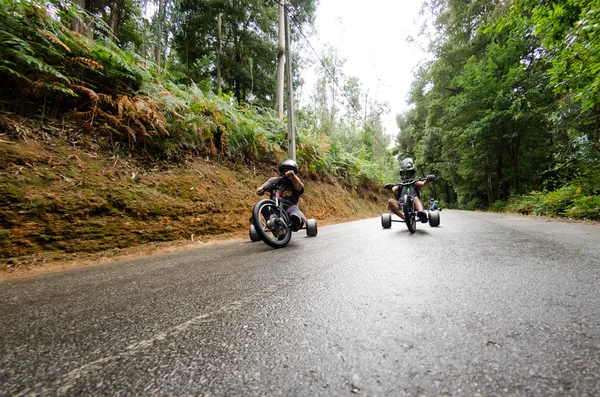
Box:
395;181;421;200
262;176;304;207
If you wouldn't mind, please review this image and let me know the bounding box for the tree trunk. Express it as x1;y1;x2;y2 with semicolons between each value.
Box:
234;52;242;104
71;0;94;37
329;66;336;135
154;0;165;74
595;103;600;148
108;0;123;42
275;0;285;118
496;155;504;201
512;132;520;194
445;184;452;205
71;0;86;34
487;169;494;207
216;14;222;92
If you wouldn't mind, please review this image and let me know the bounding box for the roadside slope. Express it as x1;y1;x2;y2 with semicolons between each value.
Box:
0;136;386;277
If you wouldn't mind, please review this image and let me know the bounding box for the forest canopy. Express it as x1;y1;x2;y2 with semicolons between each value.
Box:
393;0;599;218
0;0;598;219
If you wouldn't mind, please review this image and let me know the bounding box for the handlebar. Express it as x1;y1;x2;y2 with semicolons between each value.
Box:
263;177;285;193
396;177;427;186
384;177;427;190
384;174;436;190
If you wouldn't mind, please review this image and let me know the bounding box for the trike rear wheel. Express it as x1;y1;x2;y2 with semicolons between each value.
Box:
249;223;260;241
381;213;392;229
306;219;318;236
428;210;440;227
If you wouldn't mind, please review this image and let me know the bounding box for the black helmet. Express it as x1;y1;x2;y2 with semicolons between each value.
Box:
399;157;416;180
279;159;299;176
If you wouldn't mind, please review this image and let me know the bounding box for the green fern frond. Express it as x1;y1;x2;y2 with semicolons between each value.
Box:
7;50;70;83
45;82;77;96
0;65;30;81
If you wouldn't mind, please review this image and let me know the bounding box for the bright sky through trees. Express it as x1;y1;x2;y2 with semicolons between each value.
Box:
300;0;427;137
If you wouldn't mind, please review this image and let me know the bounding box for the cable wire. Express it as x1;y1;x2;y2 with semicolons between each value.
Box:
272;0;389;151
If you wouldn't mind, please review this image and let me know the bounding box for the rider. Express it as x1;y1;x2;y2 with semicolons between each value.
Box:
256;159;306;231
384;157;435;223
429;197;441;211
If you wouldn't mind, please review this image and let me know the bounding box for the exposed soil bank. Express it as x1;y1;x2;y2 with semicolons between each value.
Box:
0;136;386;280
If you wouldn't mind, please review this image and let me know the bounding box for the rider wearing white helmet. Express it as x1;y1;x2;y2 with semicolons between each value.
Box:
385;157;435;223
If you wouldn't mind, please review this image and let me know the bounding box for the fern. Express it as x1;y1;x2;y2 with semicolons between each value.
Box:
0;65;29;81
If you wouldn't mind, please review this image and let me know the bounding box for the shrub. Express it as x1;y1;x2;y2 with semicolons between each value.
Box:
466;197;485;210
565;196;600;220
497;192;546;215
543;185;581;217
491;199;507;212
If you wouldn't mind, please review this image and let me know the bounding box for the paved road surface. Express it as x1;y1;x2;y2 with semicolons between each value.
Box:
1;210;599;396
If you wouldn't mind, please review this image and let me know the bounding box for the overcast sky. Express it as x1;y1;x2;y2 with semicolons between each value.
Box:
298;0;429;137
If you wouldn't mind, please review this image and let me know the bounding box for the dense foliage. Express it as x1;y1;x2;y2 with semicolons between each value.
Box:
171;0;316;105
0;0;393;189
395;0;599;219
1;0;597;220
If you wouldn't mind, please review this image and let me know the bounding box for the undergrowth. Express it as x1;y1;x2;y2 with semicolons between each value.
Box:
491;183;600;221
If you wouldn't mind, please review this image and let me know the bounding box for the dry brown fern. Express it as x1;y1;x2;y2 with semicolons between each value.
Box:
39;29;71;53
70;57;103;71
72;85;99;104
70;91;171;148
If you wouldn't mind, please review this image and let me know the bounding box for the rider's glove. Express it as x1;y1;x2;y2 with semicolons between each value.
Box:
384;183;393;190
426;175;436;181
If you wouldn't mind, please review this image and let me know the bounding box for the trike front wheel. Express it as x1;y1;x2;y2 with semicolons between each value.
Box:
402;195;417;233
251;199;292;248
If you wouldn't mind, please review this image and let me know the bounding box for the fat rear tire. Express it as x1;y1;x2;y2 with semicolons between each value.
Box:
428;210;440;227
381;213;392;228
249;224;260;241
306;219;318;236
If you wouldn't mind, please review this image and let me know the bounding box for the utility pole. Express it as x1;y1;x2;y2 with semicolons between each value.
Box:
217;13;222;92
275;0;285;119
284;6;296;161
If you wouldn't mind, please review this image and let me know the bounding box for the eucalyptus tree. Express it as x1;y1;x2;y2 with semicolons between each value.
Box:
171;0;315;106
400;0;499;206
517;0;600;116
505;0;600;191
402;0;598;207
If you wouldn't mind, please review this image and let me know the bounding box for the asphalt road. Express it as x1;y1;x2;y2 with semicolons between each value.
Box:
1;210;599;396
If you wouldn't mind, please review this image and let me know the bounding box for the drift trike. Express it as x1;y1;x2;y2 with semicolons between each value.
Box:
381;177;440;233
249;177;317;248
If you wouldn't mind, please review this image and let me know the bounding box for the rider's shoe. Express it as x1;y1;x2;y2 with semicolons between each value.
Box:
417;211;428;223
290;214;303;232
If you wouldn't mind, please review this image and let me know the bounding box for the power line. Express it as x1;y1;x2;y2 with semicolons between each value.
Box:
272;0;389;151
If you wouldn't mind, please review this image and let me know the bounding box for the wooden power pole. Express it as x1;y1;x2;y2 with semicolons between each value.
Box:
217;13;222;92
284;7;296;161
275;0;285;119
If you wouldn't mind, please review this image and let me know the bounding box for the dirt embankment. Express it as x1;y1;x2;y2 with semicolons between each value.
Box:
0;135;387;280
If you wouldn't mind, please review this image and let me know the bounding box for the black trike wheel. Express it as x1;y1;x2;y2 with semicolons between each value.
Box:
249;223;260;241
402;194;417;233
306;219;318;236
251;199;292;248
428;210;440;227
381;213;392;229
